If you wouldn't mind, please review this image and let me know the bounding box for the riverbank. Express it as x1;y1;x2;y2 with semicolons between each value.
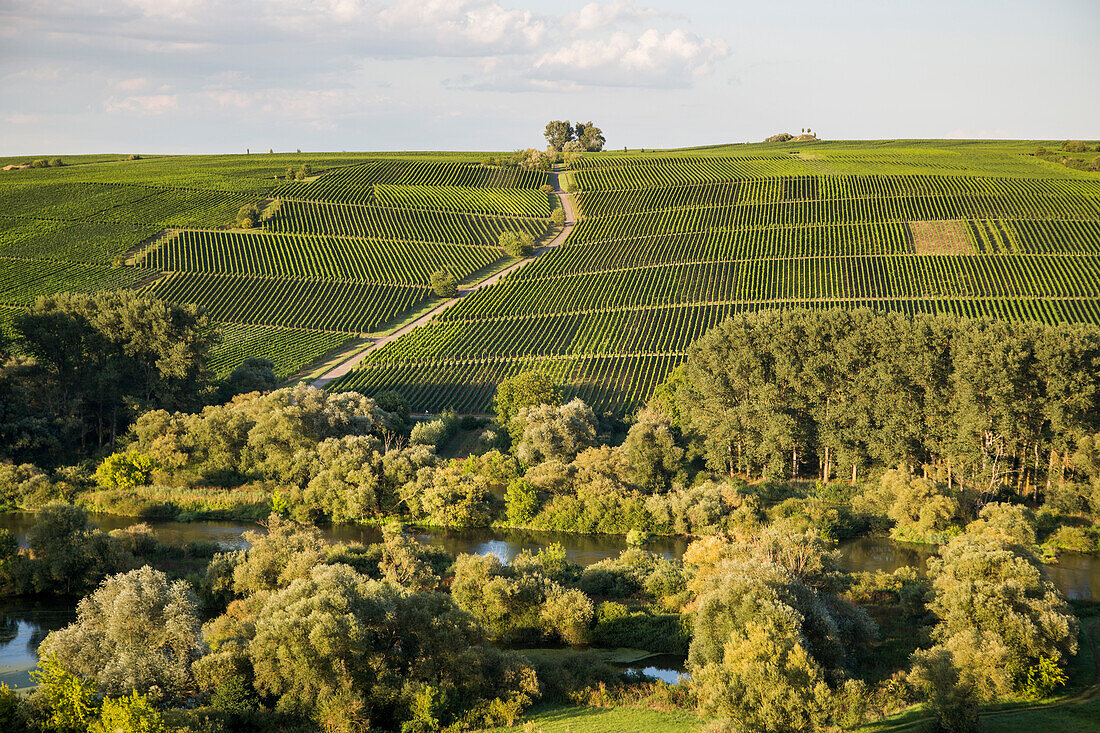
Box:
1;511;1097;601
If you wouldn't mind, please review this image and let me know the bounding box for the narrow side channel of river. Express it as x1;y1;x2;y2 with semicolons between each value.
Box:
0;512;1096;690
0;513;1095;600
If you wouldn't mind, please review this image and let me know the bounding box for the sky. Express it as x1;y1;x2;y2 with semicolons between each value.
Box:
1;0;1097;154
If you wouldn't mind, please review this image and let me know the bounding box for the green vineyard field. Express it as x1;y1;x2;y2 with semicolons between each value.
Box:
0;217;159;264
437;254;1100;320
332;142;1100;414
145;271;431;333
207;323;353;379
374;185;551;218
141;230;505;286
0;257;154;306
266;199;547;244
4;142;1099;408
0;150;558;381
274;159;550;203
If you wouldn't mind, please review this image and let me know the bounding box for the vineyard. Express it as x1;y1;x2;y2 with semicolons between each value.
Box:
266;200;547;244
144;271;431;333
140;230;505;286
330;141;1100;414
0;258;154;305
273;160;550;203
207;323;352;379
374;185;551;218
4;141;1098;409
0;151;552;379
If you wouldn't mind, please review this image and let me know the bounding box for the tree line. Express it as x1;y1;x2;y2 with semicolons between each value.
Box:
0;291;277;466
662;308;1100;499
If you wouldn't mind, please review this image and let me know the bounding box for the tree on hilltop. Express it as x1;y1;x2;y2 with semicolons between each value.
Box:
544;120;575;152
575;121;606;151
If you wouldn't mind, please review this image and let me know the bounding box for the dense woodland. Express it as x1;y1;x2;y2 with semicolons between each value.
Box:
0;294;1098;732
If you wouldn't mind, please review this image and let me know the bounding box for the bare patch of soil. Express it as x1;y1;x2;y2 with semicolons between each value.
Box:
909;220;972;254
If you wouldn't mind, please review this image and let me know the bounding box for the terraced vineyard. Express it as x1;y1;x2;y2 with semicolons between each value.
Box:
0;152;550;378
145;271;430;332
140;230;503;285
207;323;352;379
330;140;1100;414
267;200;547;244
6;141;1098;408
273;159;549;200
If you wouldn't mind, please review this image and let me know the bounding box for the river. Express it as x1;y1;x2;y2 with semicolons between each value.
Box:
0;513;1096;689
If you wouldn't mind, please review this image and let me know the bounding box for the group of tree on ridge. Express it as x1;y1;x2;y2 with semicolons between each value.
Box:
543;120;606;152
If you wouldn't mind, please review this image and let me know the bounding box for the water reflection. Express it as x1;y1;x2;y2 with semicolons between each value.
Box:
619;654;690;684
0;513;1094;600
0;601;75;690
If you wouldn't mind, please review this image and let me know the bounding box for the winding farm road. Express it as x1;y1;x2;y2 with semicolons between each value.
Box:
311;170;576;389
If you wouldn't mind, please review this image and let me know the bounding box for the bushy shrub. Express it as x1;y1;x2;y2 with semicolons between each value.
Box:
38;566;203;704
645;480;761;535
409;462;497;527
410;410;458;447
1044;525;1096;554
592;604;691;654
430;268;458;298
539;587;593;645
0;683;26;732
855;469;960;543
90;691;166;733
498;231;535;258
31;656;98;731
0;463;54;509
94;451;159;490
505;478;539;525
847;567;929;617
579;548;683;602
235;203;261;229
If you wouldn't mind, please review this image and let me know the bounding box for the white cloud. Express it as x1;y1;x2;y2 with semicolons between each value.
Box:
2;0;730;150
111;77;149;91
375;0;547;50
104;93;180;114
535;28;727;88
568;0;659;32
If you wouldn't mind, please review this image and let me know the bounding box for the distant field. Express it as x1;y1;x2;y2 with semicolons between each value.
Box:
0;151;550;378
330;140;1100;414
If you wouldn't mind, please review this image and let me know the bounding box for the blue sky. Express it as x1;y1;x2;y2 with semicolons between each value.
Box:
1;0;1096;154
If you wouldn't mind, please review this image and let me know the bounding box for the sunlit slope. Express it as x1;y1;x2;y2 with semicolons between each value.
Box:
0;152;551;379
331;140;1100;414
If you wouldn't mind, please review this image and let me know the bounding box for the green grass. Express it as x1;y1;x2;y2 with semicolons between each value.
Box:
982;699;1100;732
478;704;700;733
